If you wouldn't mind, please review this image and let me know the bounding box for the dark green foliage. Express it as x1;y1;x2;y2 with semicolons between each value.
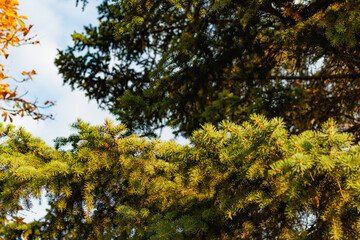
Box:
56;0;360;138
1;115;360;239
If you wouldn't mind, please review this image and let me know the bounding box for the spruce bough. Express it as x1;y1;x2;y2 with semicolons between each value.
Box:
1;115;360;239
57;0;360;138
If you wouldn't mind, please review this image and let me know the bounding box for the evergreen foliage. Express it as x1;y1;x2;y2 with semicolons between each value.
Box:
56;0;360;138
1;115;360;239
2;0;360;239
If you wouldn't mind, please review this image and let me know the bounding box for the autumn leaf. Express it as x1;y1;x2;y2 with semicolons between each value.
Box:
44;100;55;106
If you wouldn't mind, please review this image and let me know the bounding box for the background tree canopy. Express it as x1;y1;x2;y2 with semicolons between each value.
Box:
57;0;360;138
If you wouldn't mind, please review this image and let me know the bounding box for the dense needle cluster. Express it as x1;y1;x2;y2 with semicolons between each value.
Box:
1;115;360;239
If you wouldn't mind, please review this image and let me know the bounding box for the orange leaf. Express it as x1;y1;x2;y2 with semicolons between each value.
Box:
17;19;25;29
44;100;54;106
18;15;28;20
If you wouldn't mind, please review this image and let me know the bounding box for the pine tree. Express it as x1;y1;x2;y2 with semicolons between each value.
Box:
3;2;360;238
56;0;360;139
1;115;360;239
